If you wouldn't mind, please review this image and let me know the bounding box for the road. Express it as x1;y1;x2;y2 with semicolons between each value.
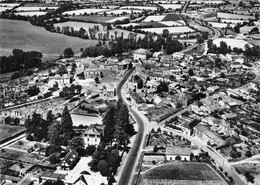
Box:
116;67;146;185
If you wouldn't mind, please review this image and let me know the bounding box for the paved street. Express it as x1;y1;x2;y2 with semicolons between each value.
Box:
116;67;146;185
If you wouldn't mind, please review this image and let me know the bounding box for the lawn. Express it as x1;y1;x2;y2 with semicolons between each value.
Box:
139;162;225;183
141;26;194;34
0;148;27;160
0;124;25;143
0;19;98;61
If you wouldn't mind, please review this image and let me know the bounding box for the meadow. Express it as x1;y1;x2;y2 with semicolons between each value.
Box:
217;12;255;20
16;6;58;11
15;11;47;16
0;19;98;61
213;38;251;50
69;15;129;23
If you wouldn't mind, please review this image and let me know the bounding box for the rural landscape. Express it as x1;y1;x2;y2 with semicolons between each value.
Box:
1;0;260;185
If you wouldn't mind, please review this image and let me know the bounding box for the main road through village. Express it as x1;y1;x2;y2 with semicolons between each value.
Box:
116;67;146;185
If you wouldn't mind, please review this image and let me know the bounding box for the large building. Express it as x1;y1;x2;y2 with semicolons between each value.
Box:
166;146;191;161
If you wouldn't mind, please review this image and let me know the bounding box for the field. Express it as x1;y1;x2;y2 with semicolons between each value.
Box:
187;18;213;35
0;3;20;7
160;4;182;10
103;9;142;15
217;12;255;20
19;152;45;163
143;14;183;22
54;21;144;39
69;15;129;23
213;38;251;50
16;6;58;11
139;162;226;185
0;7;12;12
15;11;47;16
141;26;194;34
221;19;244;24
62;8;110;15
0;19;98;61
120;6;157;11
8;139;34;151
0;124;25;143
209;22;235;28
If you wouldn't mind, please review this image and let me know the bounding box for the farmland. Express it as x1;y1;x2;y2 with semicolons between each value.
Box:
213;38;251;50
15;11;47;16
209;22;235;28
0;7;12;12
217;12;255;20
160;4;182;10
69;15;129;23
16;6;58;11
120;6;157;11
54;21;145;39
143;14;183;22
103;9;142;15
0;124;25;143
138;162;226;185
62;8;110;15
141;26;194;34
0;19;98;61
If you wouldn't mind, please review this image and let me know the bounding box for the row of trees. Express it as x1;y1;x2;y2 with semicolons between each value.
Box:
88;99;135;183
0;49;43;74
82;34;183;58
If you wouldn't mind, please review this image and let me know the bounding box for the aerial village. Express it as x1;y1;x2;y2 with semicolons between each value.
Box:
1;0;260;185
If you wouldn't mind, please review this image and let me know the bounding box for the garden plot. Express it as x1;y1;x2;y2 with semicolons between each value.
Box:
213;38;251;50
141;26;195;34
8;139;35;151
62;8;110;15
19;152;46;164
0;124;25;143
120;6;157;11
15;11;47;16
16;6;58;11
0;148;26;160
217;12;255;20
104;9;142;15
143;15;166;22
160;4;182;10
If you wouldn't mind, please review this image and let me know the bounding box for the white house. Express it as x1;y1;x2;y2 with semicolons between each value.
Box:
133;48;149;61
83;124;103;146
166;146;191;161
48;74;71;88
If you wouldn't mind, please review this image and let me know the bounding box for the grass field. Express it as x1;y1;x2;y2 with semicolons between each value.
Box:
63;8;110;15
16;6;58;11
213;38;251;50
19;152;46;164
8;140;32;151
139;162;226;184
0;18;98;61
15;11;47;16
0;124;25;143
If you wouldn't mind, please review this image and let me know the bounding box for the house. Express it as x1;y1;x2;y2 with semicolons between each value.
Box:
59;150;79;170
166;146;191;161
172;52;185;60
83;124;103;146
133;48;149;61
154;96;164;107
48;74;71;88
39;171;66;184
84;65;101;79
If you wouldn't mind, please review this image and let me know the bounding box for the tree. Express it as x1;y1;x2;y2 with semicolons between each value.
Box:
69;137;85;150
188;68;195;76
245;172;255;183
13;118;20;125
60;106;74;143
86;145;96;156
162;29;169;38
245;150;252;157
4;116;12;124
63;48;74;58
49;153;60;164
48;122;62;146
95;76;100;83
102;107;116;145
98;159;110;177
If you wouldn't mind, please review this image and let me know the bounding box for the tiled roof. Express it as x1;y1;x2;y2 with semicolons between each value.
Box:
166;146;191;156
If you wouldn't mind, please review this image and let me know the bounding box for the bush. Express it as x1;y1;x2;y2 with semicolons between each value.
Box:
17;141;23;145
